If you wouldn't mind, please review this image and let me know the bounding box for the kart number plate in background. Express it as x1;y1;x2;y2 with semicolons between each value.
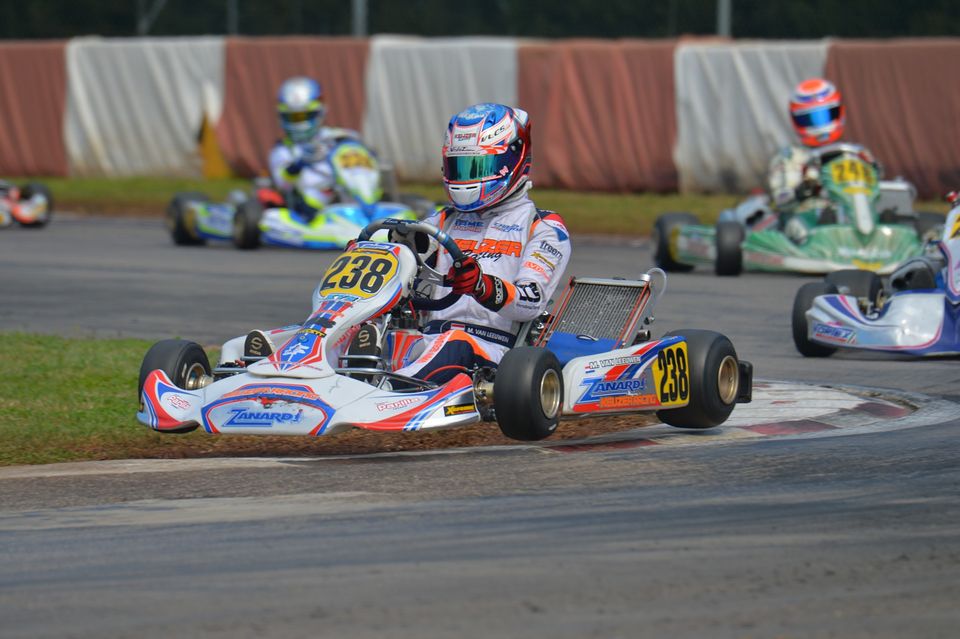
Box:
653;342;689;407
830;158;876;188
319;248;399;299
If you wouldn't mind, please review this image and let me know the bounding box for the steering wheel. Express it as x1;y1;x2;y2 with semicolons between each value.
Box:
357;219;466;310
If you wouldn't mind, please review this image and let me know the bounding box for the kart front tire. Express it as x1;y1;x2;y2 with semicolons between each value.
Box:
714;221;744;276
656;329;740;429
18;182;54;227
494;347;563;441
792;282;839;358
233;199;262;250
138;340;211;433
653;212;699;272
167;192;208;246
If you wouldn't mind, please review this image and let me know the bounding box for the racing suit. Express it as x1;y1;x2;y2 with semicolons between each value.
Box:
394;189;572;384
268;127;362;218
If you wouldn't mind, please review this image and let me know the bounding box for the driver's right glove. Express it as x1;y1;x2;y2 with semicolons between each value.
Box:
447;256;508;311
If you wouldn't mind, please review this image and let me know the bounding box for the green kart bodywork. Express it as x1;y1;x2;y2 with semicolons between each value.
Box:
662;148;928;275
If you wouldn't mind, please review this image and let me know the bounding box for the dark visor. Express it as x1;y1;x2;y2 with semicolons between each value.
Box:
792;105;841;128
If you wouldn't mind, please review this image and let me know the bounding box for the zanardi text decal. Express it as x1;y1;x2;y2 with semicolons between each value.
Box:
578;377;647;404
224;408;304;427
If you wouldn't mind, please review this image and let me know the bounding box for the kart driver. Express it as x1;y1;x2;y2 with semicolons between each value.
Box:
269;76;362;223
392;103;572;384
768;77;881;235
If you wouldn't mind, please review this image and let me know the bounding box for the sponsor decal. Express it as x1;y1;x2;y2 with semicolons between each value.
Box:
516;281;542;303
165;394;192;410
220;386;325;403
454;132;475;142
538;241;563;259
523;260;549;276
453;218;485;232
376;397;424;412
578;376;648;404
491;222;524;234
530;251;557;270
836;246;892;259
224;407;304;427
536;210;569;242
813;323;856;344
455;238;523;258
443;402;476;417
599;395;657;409
479;121;511;145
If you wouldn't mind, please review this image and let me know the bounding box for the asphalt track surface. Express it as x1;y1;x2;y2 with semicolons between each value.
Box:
1;216;959;638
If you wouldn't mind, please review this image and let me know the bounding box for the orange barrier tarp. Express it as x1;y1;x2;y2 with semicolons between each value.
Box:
518;40;678;192
825;39;960;199
216;37;370;177
0;41;68;176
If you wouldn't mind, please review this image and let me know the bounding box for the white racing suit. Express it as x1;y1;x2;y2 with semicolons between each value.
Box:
394;189;572;384
268;127;362;215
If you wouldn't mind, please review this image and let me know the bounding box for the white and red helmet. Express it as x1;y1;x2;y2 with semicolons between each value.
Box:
441;103;532;212
789;78;845;148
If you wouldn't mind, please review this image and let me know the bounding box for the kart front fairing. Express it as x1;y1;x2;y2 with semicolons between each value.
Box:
138;239;482;434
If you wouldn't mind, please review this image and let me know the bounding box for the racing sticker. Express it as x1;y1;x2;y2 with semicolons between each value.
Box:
651;342;689;407
318;247;399;299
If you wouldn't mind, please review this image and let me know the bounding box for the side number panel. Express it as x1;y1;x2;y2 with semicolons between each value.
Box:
652;342;690;407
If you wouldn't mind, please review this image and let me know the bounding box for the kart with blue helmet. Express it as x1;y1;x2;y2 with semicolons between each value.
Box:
655;78;941;276
0;179;53;228
792;192;960;357
166;76;427;250
138;218;753;442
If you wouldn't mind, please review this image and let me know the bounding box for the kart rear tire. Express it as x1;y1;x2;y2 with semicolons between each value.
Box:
138;340;210;433
914;211;945;242
167;192;208;246
714;221;744;276
656;329;740;429
233;199;262;250
494;347;563;441
653;212;699;272
792;282;839;357
825;269;883;308
18;182;54;227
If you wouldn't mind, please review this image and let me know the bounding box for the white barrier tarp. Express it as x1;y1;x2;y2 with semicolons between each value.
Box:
674;41;828;193
362;36;518;182
65;37;224;177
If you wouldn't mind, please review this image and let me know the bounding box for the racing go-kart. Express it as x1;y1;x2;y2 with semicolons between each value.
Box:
138;220;753;442
792;193;960;357
655;144;942;276
166;138;431;250
0;180;53;228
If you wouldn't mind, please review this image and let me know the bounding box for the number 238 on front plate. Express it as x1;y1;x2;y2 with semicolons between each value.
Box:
652;342;690;407
318;248;399;299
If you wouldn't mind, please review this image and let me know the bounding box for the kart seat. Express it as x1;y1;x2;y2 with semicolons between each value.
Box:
889;256;943;292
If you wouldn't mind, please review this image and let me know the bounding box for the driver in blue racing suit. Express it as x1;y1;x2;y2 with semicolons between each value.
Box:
392;103;572;383
269;76;362;223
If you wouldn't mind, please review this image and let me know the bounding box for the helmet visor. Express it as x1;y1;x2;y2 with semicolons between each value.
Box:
792;105;841;128
281;111;316;124
444;146;520;183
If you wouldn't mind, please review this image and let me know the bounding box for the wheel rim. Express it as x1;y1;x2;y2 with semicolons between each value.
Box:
539;369;562;419
717;355;739;405
182;362;209;390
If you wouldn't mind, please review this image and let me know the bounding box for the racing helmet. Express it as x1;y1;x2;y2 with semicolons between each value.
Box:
789;78;845;148
441;103;532;212
277;77;326;144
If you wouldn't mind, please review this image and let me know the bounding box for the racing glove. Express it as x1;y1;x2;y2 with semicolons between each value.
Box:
447;256;508;311
285;157;308;176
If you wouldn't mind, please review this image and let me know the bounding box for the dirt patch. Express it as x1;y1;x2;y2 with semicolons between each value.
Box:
84;414;658;461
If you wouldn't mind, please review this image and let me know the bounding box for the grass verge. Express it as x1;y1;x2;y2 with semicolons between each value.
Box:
0;333;652;466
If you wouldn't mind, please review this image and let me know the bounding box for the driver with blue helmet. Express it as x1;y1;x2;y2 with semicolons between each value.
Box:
269;76;361;222
391;103;572;383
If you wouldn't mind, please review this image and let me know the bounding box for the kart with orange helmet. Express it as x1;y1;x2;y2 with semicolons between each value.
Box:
0;180;53;228
655;143;940;275
791;192;960;357
137;218;753;442
654;78;941;276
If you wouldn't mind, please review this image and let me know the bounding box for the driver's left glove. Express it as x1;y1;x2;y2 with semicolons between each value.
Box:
447;256;508;311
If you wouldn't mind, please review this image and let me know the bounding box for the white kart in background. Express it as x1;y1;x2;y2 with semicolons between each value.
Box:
138;220;752;442
793;194;960;357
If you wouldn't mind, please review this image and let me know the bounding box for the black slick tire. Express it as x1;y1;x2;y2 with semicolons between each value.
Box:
791;282;839;357
18;182;54;227
232;199;263;249
493;347;564;441
167;192;208;246
653;212;699;272
656;329;740;429
714;220;744;276
138;339;211;433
